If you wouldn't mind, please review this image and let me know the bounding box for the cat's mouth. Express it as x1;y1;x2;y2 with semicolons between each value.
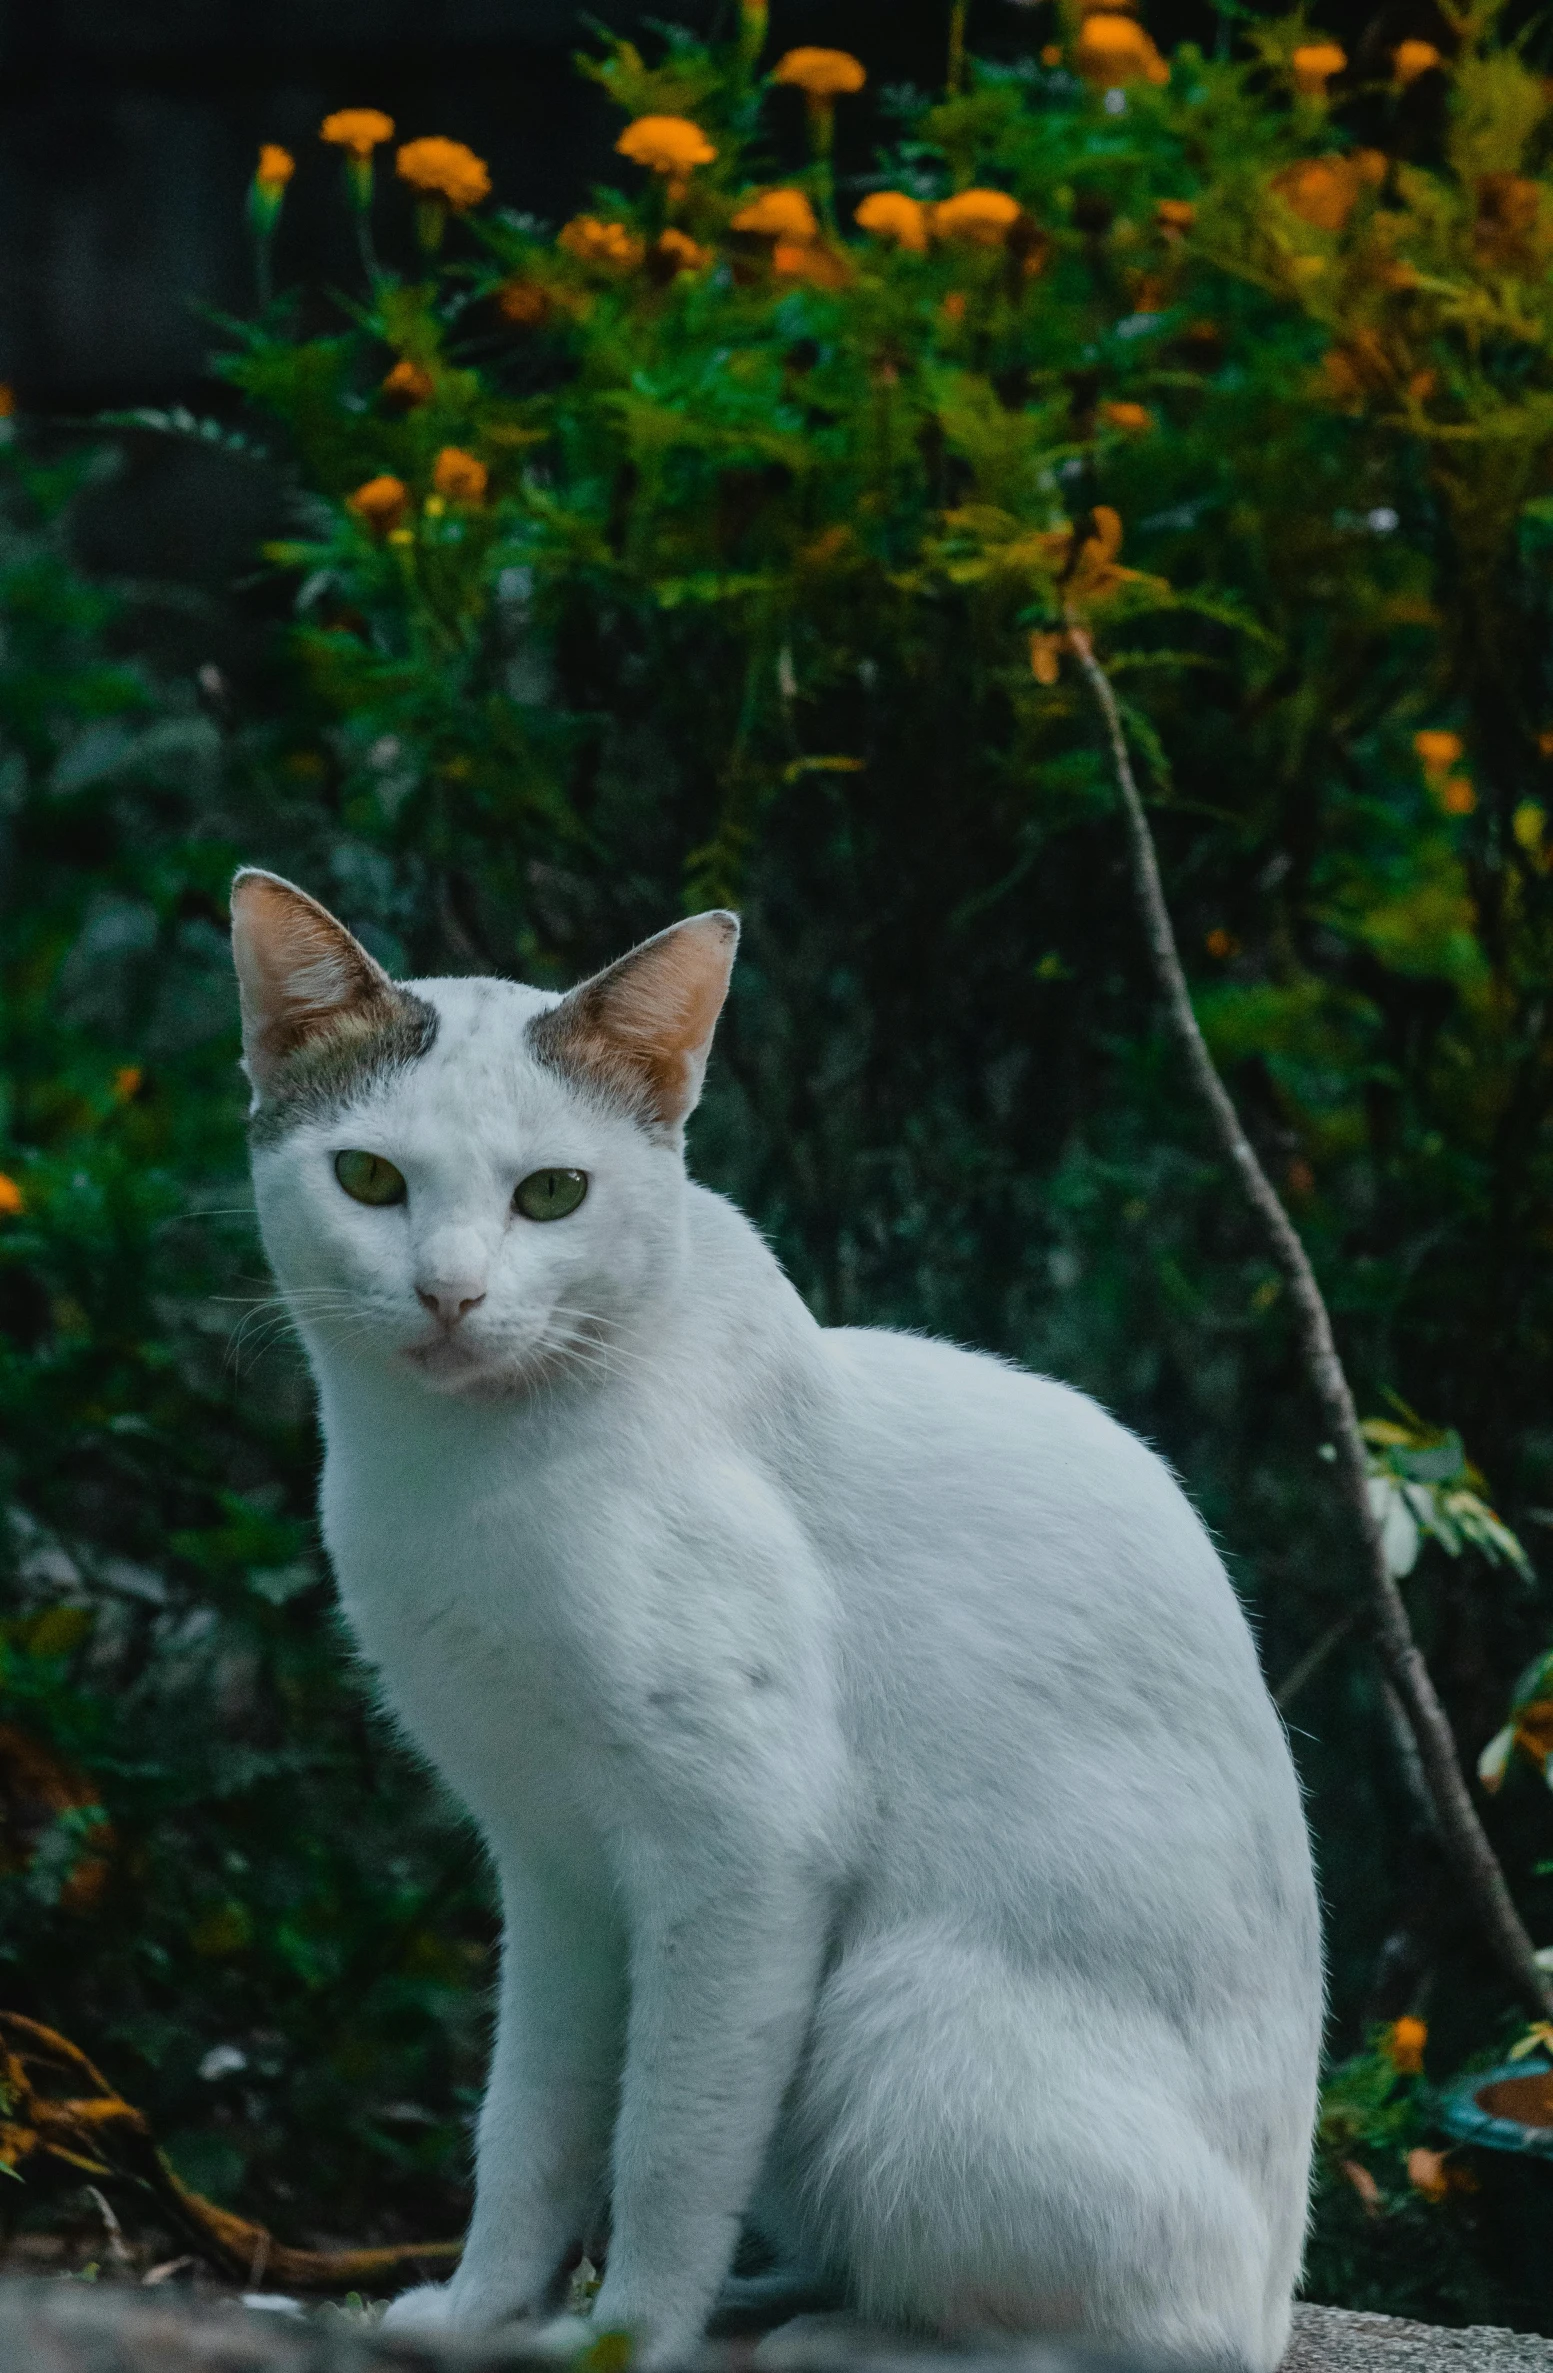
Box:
399;1322;595;1401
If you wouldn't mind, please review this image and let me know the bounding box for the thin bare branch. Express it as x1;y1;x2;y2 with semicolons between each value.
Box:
1068;620;1553;2019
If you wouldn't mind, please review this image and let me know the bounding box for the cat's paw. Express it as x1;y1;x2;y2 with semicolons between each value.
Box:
379;2283;460;2334
528;2312;604;2359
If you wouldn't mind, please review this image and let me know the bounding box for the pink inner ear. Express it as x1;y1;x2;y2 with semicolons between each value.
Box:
615;922;735;1055
532;911;738;1132
232;870;391;1075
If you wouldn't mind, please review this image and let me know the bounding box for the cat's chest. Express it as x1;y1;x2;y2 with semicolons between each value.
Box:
321;1424;623;1802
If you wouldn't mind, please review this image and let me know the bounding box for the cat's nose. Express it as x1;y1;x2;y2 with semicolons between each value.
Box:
415;1280;487;1330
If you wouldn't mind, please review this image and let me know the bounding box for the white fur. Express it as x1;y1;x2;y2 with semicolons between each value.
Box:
246;960;1321;2372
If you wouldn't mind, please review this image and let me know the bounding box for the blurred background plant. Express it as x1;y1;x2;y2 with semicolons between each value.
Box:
10;0;1553;2328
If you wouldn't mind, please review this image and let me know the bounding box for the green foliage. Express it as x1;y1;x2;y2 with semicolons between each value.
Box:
10;0;1553;2317
0;432;491;2245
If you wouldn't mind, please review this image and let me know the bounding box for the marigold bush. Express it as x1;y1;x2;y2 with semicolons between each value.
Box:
10;0;1553;2324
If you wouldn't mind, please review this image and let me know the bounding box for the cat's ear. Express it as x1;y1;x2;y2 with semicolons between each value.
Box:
230;868;397;1099
530;911;740;1135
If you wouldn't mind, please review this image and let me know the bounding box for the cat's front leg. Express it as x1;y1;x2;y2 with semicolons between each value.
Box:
384;1864;624;2336
576;1845;831;2368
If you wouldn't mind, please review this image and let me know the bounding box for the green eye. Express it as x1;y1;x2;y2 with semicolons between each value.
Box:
514;1167;588;1222
334;1149;407;1207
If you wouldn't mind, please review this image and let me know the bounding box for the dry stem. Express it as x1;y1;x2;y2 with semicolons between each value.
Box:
1068;621;1553;2019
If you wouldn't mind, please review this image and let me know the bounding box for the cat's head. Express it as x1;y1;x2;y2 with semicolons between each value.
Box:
230;870;738;1399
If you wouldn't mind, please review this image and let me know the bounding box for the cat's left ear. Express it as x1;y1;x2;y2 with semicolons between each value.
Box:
530;911;739;1137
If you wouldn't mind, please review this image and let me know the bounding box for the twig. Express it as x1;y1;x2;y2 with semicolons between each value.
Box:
1273;1610;1358;1712
0;2015;463;2291
1067;620;1553;2019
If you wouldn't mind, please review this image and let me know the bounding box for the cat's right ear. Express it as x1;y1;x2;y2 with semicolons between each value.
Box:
530;911;739;1137
230;868;396;1100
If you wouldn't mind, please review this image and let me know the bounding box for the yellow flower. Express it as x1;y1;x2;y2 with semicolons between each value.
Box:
347;474;411;533
933;188;1021;247
656;228;711;274
855;191;929;251
381;358;435;406
772;47;866;97
256;144;295;193
1102;400;1153;433
432;447;488;503
615;117;717;178
1075;15;1169;86
1291;41;1346;96
559;216;646;271
1383;2016;1427;2075
320;108;395;158
395;137;491;209
1394;40;1441;85
732;188;819;240
1414;729;1464;775
0;1173;23;1216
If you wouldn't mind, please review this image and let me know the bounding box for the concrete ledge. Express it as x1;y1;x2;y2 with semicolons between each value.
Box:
3;2285;1552;2373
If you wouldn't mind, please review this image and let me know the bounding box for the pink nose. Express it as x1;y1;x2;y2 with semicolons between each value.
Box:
416;1282;486;1329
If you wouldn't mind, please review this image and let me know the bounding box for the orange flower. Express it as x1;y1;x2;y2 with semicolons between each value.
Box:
1476;173;1543;267
1102;400;1153;432
1205;927;1240;960
941;291;968;324
1394;40;1441;85
382;358;435;405
0;1173;23;1216
772;47;866;97
559;216;646;271
1384;2016;1427;2075
1292;40;1346;96
1407;2148;1450;2204
855;191;929;251
347;474;411;533
497;280;551;325
772;239;850;288
615;117;717;178
432;447;487;503
1066;504;1139;607
656;228;711;273
0;386;15;419
256;144;295;193
320;108;394;158
112;1066;143;1102
933;188;1021;246
1414;729;1464;775
1157;197;1195;232
1030;631;1064;685
1440;777;1476;815
1075;14;1169;86
395;137;491;209
1272;155;1369;234
731;188;819;241
1041;43;1063;66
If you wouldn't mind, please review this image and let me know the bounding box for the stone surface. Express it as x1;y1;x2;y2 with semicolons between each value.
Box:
3;2286;1553;2373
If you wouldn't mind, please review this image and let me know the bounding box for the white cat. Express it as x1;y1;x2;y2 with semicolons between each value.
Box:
231;869;1321;2372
